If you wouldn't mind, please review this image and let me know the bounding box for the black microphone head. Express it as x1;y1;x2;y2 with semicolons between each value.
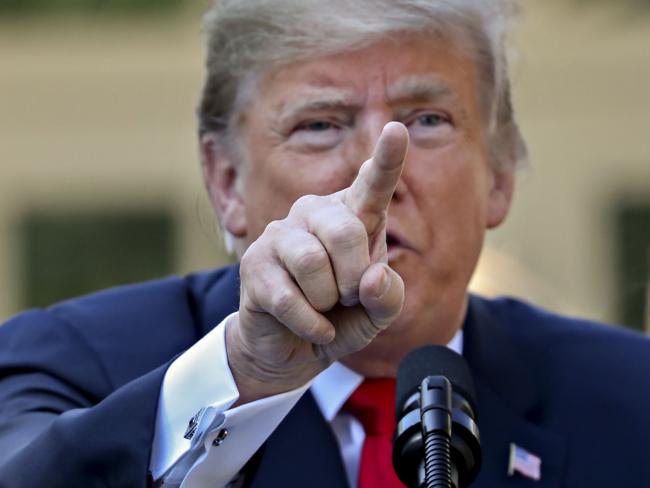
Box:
396;345;477;417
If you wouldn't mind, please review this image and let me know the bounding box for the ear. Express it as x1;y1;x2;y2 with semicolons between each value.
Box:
200;133;247;238
486;168;515;229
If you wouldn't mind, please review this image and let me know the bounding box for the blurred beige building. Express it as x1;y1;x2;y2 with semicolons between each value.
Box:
1;1;649;329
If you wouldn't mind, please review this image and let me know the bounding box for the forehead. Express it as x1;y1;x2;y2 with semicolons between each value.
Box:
251;33;480;114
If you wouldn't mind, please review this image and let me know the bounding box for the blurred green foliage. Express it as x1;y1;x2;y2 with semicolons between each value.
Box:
21;211;176;309
0;0;184;15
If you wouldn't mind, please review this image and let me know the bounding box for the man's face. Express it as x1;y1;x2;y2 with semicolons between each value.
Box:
216;33;513;347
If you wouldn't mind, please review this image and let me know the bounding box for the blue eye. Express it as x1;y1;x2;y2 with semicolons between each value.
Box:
406;111;454;145
416;113;445;126
299;120;334;131
290;119;343;150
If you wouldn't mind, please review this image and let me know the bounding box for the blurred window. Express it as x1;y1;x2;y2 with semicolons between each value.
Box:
615;202;650;332
0;0;183;15
20;210;175;309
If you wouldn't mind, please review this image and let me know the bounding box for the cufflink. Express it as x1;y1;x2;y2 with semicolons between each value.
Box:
184;407;206;440
212;428;229;447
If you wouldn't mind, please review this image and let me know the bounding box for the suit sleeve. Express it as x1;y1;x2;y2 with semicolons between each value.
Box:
0;309;168;488
151;315;310;488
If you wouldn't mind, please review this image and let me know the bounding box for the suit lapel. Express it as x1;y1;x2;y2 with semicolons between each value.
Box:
198;269;566;486
464;296;567;487
239;294;568;487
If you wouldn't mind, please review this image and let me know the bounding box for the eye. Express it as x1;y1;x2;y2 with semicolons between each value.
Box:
414;113;446;127
297;120;336;132
404;110;454;146
289;118;344;150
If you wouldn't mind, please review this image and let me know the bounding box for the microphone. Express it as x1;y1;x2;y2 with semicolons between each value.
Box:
393;346;482;488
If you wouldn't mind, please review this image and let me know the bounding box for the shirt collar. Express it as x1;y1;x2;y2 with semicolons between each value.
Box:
311;329;464;422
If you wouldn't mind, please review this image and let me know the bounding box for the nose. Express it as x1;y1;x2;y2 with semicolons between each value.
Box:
351;115;407;203
358;115;388;162
348;113;395;171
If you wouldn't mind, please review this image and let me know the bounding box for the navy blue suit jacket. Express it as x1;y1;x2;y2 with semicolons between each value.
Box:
1;264;650;487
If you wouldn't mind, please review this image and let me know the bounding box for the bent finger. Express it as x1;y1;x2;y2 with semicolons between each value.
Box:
358;262;405;331
247;264;336;344
277;229;339;312
306;203;371;306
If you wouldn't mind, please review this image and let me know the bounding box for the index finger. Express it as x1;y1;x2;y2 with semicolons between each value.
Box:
342;121;409;230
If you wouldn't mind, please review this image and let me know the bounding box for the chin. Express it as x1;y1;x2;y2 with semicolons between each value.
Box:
379;317;410;337
378;311;424;343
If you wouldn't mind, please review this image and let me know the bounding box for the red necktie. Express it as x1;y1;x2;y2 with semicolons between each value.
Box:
344;378;406;488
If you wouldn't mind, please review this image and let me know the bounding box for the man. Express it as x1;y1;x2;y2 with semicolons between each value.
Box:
1;1;649;487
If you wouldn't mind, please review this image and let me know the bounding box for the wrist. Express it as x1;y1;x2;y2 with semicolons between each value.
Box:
224;314;327;405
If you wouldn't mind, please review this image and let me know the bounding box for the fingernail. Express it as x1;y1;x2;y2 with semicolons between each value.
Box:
378;266;391;297
340;293;360;307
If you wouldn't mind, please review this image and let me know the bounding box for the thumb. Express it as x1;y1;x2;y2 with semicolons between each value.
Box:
358;262;404;332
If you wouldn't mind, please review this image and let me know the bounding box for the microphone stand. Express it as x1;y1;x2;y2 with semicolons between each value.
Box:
393;346;481;488
393;375;480;488
419;376;456;488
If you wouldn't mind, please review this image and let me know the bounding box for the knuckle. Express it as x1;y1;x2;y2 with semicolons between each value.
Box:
325;219;367;249
292;245;330;277
239;245;261;278
294;194;322;210
268;288;299;320
264;219;286;236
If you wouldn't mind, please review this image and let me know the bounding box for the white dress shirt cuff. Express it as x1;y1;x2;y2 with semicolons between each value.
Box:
150;313;310;487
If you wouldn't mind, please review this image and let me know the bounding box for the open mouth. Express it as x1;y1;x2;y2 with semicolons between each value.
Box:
386;232;402;252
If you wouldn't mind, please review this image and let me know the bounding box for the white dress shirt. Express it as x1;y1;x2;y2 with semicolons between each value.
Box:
150;313;463;488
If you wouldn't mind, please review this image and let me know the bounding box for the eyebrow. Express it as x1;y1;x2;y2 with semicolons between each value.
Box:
277;90;362;126
385;76;456;103
275;76;466;127
386;75;470;123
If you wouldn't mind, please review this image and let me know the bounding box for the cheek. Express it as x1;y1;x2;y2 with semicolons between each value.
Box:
243;151;356;235
244;173;296;236
410;149;489;217
406;149;491;271
269;145;357;195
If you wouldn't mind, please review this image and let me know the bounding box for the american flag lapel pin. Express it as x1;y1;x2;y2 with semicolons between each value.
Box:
508;442;542;481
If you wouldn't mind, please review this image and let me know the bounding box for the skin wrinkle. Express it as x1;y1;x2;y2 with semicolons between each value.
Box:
210;48;488;264
199;0;528;182
274;78;469;141
193;1;530;406
276;93;363;131
204;33;515;385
